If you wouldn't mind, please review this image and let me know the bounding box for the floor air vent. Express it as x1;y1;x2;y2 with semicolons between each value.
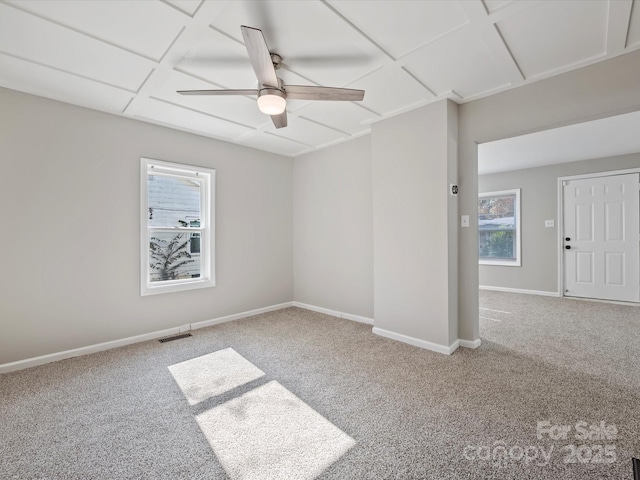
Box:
159;333;192;343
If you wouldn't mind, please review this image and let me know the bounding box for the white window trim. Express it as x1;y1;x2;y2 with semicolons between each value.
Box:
479;188;521;267
140;158;216;296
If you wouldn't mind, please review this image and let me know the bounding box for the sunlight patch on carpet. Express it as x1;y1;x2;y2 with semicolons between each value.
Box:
168;348;264;405
196;380;356;480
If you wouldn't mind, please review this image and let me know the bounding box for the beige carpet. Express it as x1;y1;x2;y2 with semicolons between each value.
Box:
1;298;639;479
480;290;640;390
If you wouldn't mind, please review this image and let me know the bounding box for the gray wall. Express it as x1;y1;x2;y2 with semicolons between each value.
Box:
458;49;640;342
293;136;373;318
372;100;458;349
479;154;640;293
293;100;460;351
0;87;293;365
5;48;640;364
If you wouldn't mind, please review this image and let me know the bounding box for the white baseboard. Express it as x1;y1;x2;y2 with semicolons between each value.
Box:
564;296;640;306
1;301;478;374
479;285;560;297
459;338;482;349
292;302;374;325
0;326;182;374
0;302;294;374
191;302;294;330
372;327;459;355
294;303;480;353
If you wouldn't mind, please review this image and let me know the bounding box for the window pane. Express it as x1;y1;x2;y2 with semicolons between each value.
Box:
149;231;201;283
479;194;516;260
189;233;201;254
148;174;201;228
479;230;515;259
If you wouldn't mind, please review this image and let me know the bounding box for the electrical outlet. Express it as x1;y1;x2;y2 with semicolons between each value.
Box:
545;220;555;228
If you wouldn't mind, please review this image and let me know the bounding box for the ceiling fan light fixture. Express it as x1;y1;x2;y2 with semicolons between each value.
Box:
176;26;364;129
257;88;286;115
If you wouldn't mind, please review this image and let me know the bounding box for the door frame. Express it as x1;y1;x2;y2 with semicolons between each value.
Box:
557;167;640;302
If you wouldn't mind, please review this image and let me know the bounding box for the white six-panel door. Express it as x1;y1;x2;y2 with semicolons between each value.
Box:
563;173;639;302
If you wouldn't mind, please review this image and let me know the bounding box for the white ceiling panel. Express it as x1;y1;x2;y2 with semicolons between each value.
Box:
210;0;386;87
403;26;510;99
0;3;154;92
482;0;513;13
627;0;640;48
327;0;468;59
0;53;133;114
0;0;637;157
479;110;640;175
352;67;433;115
240;133;311;157
174;27;257;89
271;117;348;147
496;0;608;79
137;98;255;140
296;102;375;136
155;70;268;128
165;0;204;17
5;0;186;61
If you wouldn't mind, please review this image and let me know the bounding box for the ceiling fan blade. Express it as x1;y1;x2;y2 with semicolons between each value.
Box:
271;111;287;129
241;25;279;88
284;85;364;101
282;54;372;68
177;89;258;96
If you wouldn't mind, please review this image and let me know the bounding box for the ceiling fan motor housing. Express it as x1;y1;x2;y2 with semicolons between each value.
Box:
270;53;282;70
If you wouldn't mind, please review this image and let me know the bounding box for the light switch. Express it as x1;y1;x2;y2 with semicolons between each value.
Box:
461;215;469;227
545;220;555;228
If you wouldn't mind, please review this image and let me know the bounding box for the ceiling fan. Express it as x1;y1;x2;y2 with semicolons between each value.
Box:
177;25;365;129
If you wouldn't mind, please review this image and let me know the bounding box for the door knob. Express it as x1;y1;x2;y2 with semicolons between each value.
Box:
565;237;570;241
565;245;571;250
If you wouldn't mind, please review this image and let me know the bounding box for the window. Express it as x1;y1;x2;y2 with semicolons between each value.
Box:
140;158;215;295
478;189;521;266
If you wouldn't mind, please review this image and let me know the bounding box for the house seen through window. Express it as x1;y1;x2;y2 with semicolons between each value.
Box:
478;189;521;266
141;158;215;295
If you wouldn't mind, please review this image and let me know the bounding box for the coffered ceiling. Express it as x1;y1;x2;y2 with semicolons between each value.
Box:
0;0;638;157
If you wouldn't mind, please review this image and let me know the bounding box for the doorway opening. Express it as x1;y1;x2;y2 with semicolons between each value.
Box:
475;111;640;383
477;110;640;302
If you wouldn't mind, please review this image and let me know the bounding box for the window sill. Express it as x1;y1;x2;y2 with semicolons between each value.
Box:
141;277;215;296
479;259;521;267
